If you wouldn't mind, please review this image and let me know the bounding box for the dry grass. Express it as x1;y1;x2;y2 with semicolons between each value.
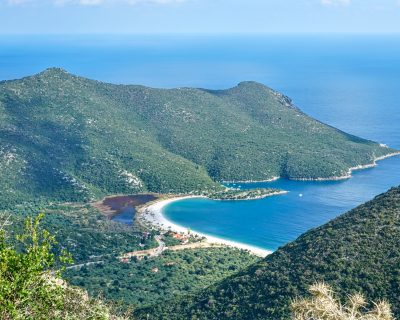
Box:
292;282;393;320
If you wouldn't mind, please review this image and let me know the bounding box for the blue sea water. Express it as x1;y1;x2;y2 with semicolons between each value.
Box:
1;34;399;251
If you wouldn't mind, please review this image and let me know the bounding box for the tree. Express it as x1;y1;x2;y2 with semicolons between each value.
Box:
292;282;393;320
0;213;128;320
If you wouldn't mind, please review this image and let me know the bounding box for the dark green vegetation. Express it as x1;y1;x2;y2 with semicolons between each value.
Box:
65;247;259;310
0;68;394;209
2;68;398;319
8;203;157;264
139;186;400;319
207;188;285;200
0;214;125;320
6;203;258;315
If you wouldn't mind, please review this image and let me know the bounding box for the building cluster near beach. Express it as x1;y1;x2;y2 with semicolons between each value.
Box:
137;196;272;257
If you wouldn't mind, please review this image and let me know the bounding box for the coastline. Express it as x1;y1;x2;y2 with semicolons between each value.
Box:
138;196;272;257
291;151;400;182
222;176;280;184
104;152;399;257
223;152;400;183
210;190;289;201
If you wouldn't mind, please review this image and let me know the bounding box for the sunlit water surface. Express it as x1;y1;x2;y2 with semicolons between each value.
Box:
1;35;399;250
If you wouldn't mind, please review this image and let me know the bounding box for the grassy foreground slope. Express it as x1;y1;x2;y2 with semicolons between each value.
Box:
139;186;400;319
0;68;394;208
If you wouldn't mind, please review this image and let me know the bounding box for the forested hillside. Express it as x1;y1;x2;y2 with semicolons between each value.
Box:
0;68;394;208
139;186;400;319
4;202;259;315
65;247;259;310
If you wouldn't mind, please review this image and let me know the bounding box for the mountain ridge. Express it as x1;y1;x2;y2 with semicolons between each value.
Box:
0;68;396;208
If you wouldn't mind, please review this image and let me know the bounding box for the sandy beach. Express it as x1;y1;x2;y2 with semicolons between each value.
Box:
138;196;272;257
136;152;400;259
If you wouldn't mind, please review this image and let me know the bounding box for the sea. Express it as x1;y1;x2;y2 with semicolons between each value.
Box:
1;34;399;251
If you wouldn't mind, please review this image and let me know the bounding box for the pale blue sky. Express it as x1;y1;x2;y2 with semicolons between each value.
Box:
0;0;400;34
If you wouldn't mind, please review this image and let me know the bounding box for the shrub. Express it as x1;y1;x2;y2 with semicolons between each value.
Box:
0;213;127;320
292;282;393;320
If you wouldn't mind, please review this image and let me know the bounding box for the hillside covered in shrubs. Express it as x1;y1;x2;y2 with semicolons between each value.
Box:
139;185;400;319
0;68;394;208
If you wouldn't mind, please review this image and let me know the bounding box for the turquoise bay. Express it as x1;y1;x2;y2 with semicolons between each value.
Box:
1;35;399;251
164;156;400;251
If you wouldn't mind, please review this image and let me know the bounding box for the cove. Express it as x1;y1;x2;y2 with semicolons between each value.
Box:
10;35;398;250
163;155;400;252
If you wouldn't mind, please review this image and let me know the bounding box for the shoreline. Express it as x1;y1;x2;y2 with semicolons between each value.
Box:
104;152;399;257
222;176;280;184
210;190;289;201
228;152;400;183
138;196;272;257
292;152;400;181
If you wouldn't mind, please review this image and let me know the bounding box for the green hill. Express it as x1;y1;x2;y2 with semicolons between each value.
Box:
139;185;400;319
0;68;395;208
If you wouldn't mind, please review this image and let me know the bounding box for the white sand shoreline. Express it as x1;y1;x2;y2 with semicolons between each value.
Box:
137;151;399;258
138;196;272;257
211;190;288;201
221;176;280;183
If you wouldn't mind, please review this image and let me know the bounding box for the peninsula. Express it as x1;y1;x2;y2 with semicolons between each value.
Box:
0;68;397;209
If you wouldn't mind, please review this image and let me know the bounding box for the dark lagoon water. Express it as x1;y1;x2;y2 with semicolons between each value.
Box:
102;194;157;225
1;34;399;250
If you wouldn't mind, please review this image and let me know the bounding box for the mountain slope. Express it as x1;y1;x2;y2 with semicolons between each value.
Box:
139;186;400;319
0;68;395;208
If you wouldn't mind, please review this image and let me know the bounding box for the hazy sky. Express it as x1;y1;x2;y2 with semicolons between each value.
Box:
1;0;400;34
